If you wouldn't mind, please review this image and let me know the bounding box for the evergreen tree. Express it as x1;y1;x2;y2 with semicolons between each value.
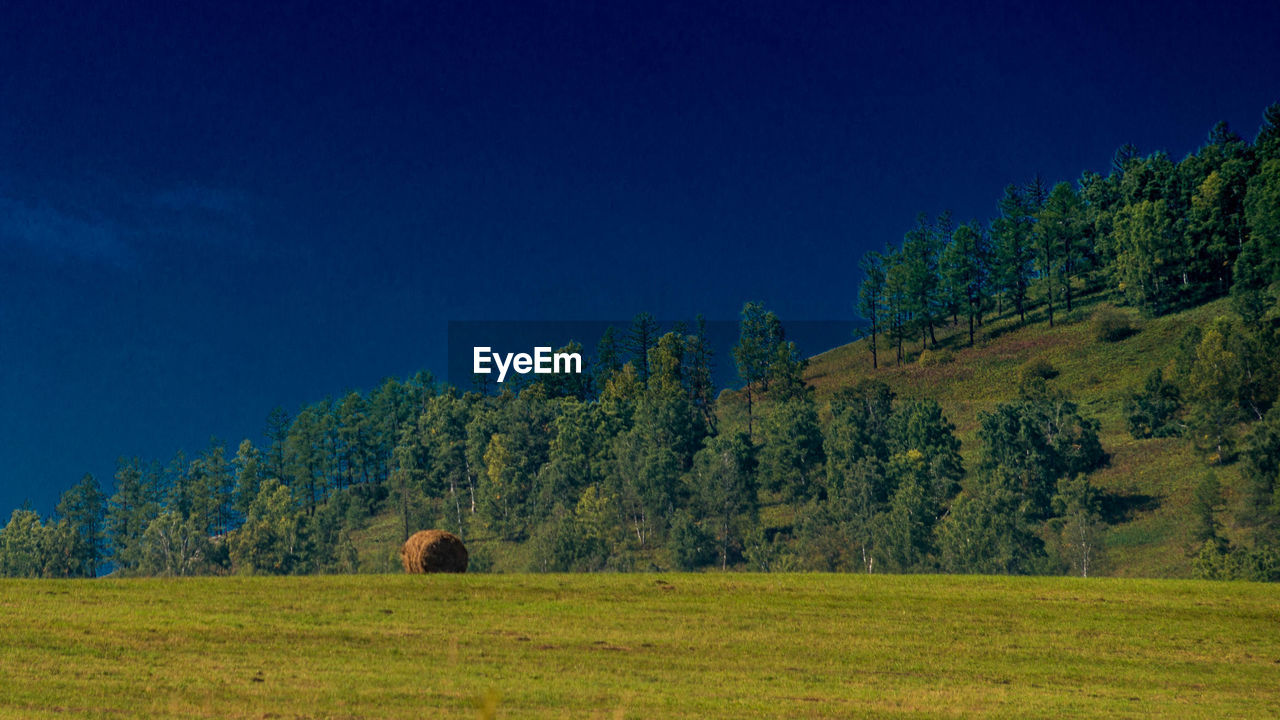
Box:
106;458;163;574
857;251;887;367
732;302;783;438
53;473;105;577
688;315;717;430
625;312;660;384
1036;182;1087;325
940;222;987;345
992;184;1036;323
758;395;825;502
264;406;291;482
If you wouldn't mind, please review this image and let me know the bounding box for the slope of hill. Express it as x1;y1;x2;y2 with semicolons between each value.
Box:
733;292;1240;578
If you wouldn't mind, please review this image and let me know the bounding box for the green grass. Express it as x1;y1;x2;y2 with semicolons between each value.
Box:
1;574;1276;719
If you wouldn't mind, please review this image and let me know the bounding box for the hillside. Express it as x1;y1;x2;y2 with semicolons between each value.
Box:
713;291;1239;578
343;291;1241;579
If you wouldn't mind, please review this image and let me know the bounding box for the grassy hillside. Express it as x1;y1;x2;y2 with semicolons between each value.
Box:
716;292;1242;578
1;574;1276;719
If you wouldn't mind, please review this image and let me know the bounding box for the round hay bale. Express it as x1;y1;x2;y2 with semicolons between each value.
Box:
400;529;468;574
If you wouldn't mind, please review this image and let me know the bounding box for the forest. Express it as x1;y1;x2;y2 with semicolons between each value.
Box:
3;102;1279;581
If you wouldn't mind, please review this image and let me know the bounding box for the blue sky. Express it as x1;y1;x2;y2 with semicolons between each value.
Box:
2;0;1279;513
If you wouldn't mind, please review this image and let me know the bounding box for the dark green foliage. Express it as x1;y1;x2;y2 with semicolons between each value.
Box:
1184;318;1278;461
1190;473;1225;548
625;312;660;384
1239;408;1280;540
53;473;105;577
758;396;825;502
937;474;1042;574
857;251;887;366
667;509;716;570
229;479;305;574
1125;369;1183;439
0;508;47;577
992;183;1038;323
977;381;1107;519
689;432;757;569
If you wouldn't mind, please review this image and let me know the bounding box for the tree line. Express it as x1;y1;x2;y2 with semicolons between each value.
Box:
0;301;1117;578
858;104;1280;365
4;102;1278;580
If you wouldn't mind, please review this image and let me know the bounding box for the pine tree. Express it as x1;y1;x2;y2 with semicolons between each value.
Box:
992;184;1036;323
625;312;660;384
732;302;783;438
54;473;105;577
940;222;987;345
1036;182;1087;326
857;251;887;367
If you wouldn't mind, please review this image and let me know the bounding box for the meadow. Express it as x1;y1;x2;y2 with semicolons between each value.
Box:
1;573;1277;719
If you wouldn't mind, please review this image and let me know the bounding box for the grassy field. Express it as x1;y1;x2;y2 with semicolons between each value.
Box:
1;574;1277;719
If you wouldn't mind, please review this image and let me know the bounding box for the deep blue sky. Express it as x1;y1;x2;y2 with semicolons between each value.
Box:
2;0;1278;514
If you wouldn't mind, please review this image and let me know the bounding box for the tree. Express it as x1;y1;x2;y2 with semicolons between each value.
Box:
940;223;988;345
537;397;600;516
625;312;660;384
139;510;213;577
901;214;943;348
1036;182;1087;325
230;479;305;574
1233;157;1280;323
690;432;757;569
886;398;964;505
874;462;936;571
937;474;1041;574
232;439;265;520
758;395;825;502
977;381;1107;519
882;246;910;364
1254;102;1280;162
992;183;1037;323
732;302;784;438
1048;474;1104;577
688;315;717;430
54;473;105;577
336;391;373;487
1190;473;1225;548
1238;408;1280;540
106;458;163;574
1125;368;1183;439
857;251;887;367
264;406;291;482
285;407;326;516
0;508;46;577
594;326;623;392
1184;322;1253;460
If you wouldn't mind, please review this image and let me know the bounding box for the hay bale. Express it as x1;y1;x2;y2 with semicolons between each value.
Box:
400;529;469;574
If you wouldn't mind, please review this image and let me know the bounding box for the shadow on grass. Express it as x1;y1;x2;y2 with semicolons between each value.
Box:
1099;491;1160;524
